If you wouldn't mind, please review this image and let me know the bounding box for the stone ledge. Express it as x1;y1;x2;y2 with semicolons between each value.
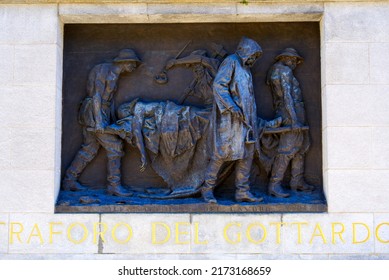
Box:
1;0;388;4
58;3;324;23
56;203;327;213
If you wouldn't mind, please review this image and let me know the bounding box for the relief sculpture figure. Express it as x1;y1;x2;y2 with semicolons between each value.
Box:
62;49;141;197
166;49;221;107
201;37;264;204
266;48;314;198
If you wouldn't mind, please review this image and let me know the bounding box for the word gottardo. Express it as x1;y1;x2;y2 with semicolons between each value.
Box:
1;221;389;246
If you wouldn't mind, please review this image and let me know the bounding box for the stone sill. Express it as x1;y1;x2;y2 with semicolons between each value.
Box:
56;189;327;213
1;0;388;4
56;203;327;213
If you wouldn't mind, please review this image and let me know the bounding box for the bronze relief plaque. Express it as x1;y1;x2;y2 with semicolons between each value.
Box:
57;23;325;213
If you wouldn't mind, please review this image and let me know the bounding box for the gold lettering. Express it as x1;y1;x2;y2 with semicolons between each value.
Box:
27;223;44;244
111;223;133;244
375;223;389;243
67;223;88;244
93;222;108;244
270;222;287;244
352;223;371;244
49;222;63;244
246;223;267;244
152;222;171;244
309;223;327;244
331;222;346;244
175;222;190;245
291;222;308;244
194;222;208;245
223;222;241;244
10;222;24;244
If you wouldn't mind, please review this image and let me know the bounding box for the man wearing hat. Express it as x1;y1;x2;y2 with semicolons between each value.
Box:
166;49;221;107
266;48;314;198
62;49;141;197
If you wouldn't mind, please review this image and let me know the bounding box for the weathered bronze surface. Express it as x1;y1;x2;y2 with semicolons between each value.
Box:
62;48;141;197
265;48;315;198
56;203;327;214
58;23;324;213
201;37;263;204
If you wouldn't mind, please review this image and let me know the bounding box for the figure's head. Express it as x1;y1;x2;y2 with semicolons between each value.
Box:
275;48;303;70
188;50;208;78
117;98;139;119
236;37;263;68
245;52;262;68
113;49;142;73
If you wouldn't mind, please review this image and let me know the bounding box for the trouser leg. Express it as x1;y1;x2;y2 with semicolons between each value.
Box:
98;133;131;197
290;153;304;188
203;158;224;191
290;153;314;192
105;156;132;197
235;154;262;203
269;154;291;186
107;156;121;188
268;154;292;198
63;151;94;181
62;130;100;191
202;158;224;203
235;156;253;193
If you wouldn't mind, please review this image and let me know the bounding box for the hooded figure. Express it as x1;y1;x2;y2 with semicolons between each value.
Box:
201;37;263;204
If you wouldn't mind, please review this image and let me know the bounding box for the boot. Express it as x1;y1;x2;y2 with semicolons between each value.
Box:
268;154;291;198
236;188;263;203
106;157;132;197
201;159;224;204
268;182;290;198
107;185;133;197
62;153;90;191
289;154;314;192
62;179;88;192
202;188;217;204
290;182;315;192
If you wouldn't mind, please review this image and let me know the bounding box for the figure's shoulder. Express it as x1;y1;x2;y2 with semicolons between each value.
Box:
90;63;112;74
270;63;292;77
218;54;239;70
273;62;289;71
226;53;240;63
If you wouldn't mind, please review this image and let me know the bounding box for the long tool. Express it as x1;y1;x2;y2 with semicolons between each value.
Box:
263;125;309;134
154;40;192;85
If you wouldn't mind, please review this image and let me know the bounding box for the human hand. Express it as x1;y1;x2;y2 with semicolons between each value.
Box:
140;158;147;172
95;124;105;134
266;117;282;128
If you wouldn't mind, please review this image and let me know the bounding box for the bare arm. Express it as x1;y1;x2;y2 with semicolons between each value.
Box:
132;117;148;172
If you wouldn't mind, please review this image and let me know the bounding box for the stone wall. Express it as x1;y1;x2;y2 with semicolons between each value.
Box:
0;1;389;259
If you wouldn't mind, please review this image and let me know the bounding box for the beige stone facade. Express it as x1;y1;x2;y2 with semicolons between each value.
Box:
0;1;389;259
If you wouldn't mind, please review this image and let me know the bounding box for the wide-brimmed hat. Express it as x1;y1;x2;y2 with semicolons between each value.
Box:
275;48;304;64
113;49;142;64
190;49;208;56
